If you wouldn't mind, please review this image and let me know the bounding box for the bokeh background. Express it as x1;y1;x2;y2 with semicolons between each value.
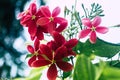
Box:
0;0;45;78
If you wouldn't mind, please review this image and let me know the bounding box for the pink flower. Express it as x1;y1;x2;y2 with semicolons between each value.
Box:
27;39;44;66
31;44;73;80
18;3;44;40
36;6;68;34
79;16;109;43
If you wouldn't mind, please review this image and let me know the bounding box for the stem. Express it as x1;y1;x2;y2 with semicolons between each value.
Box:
74;12;82;30
74;0;83;30
74;0;77;11
82;4;87;18
62;77;64;80
109;24;120;28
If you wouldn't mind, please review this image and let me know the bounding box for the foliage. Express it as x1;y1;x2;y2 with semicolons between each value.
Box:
73;54;120;80
14;67;45;80
75;38;120;58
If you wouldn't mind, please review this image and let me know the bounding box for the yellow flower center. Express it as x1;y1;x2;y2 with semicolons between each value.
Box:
34;51;39;56
49;17;54;21
51;60;56;64
32;15;36;20
91;26;96;31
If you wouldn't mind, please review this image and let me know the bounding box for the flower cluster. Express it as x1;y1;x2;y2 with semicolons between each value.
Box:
18;1;109;80
18;2;67;40
18;2;78;80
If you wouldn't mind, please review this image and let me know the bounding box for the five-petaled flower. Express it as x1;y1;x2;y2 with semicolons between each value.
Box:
18;2;44;40
30;31;78;80
27;39;42;67
36;6;68;34
79;16;109;43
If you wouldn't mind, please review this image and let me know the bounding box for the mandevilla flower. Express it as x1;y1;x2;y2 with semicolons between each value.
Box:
36;6;68;34
79;16;109;43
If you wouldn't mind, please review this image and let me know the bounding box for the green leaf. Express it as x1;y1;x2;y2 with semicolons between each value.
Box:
104;60;120;68
73;54;96;80
63;71;72;79
75;38;120;58
99;66;120;80
95;61;106;80
26;67;45;80
25;54;33;59
14;67;46;80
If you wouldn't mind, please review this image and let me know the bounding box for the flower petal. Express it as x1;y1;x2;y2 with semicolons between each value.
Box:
52;7;60;17
52;31;66;47
40;6;51;17
79;29;91;38
89;31;97;44
37;17;50;26
82;18;92;27
56;61;73;72
34;38;40;51
40;44;53;60
54;17;67;24
37;55;45;60
36;8;44;16
47;41;57;51
96;26;109;34
47;64;57;80
36;32;44;40
92;16;101;27
36;29;44;40
17;12;25;19
31;36;35;41
64;39;78;48
54;46;67;60
27;45;34;54
31;59;51;67
20;15;31;26
67;49;76;56
47;22;56;34
28;22;37;37
55;20;68;32
28;56;36;67
29;3;37;15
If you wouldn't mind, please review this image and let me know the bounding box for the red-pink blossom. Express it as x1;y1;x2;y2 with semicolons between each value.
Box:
79;16;109;43
47;31;78;56
18;2;44;40
30;32;78;80
36;6;68;34
31;44;73;80
27;39;44;66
